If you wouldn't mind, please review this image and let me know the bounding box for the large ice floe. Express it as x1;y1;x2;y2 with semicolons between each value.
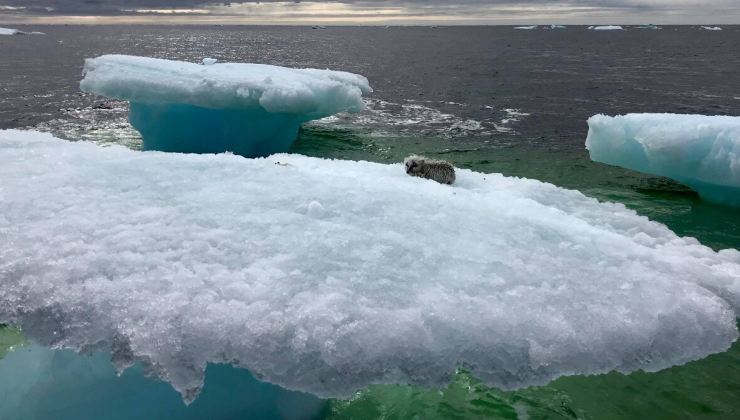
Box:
1;129;739;403
79;55;371;157
586;114;740;207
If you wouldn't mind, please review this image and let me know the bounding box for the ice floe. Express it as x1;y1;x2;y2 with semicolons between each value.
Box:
590;25;624;31
1;129;738;402
586;113;740;207
0;27;45;35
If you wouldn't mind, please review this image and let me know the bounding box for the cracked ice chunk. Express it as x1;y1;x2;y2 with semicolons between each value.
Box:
1;130;738;403
586;113;740;207
80;55;372;157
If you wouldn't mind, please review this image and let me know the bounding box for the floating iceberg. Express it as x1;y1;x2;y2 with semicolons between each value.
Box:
0;27;45;35
514;26;537;30
550;25;567;29
80;55;372;157
636;24;661;30
701;26;723;31
586;114;740;207
1;130;739;403
590;25;624;30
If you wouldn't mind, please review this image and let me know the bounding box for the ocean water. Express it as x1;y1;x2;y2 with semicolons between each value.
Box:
1;25;739;419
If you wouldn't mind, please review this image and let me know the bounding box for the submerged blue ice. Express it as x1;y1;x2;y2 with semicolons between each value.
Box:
80;55;372;157
0;346;325;420
128;102;307;156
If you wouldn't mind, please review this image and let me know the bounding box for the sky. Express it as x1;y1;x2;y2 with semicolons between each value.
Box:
0;1;738;25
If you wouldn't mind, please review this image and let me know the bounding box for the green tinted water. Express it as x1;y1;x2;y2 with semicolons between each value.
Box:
327;336;740;420
0;325;25;359
291;125;740;419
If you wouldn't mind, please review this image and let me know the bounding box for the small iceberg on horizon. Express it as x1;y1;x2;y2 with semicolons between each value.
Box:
701;26;723;31
80;55;372;158
1;129;739;404
0;27;45;35
590;25;624;31
586;113;740;207
549;25;567;29
514;25;537;30
636;24;661;30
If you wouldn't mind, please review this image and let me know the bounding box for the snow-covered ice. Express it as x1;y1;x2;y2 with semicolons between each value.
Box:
590;25;624;30
80;55;372;157
1;130;739;403
701;26;723;31
586;114;740;207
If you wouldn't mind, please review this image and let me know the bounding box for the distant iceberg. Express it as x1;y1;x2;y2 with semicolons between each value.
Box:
0;27;45;35
550;25;567;29
636;24;661;30
590;25;624;30
1;129;738;403
514;25;537;30
586;114;740;206
701;26;723;31
80;55;372;157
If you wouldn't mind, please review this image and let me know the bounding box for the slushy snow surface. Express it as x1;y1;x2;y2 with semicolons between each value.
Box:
1;130;739;402
80;55;371;157
586;114;740;206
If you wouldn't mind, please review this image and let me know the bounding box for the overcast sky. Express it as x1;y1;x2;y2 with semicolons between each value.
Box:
1;1;738;25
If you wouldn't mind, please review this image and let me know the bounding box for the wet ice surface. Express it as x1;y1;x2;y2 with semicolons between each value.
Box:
1;130;739;403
